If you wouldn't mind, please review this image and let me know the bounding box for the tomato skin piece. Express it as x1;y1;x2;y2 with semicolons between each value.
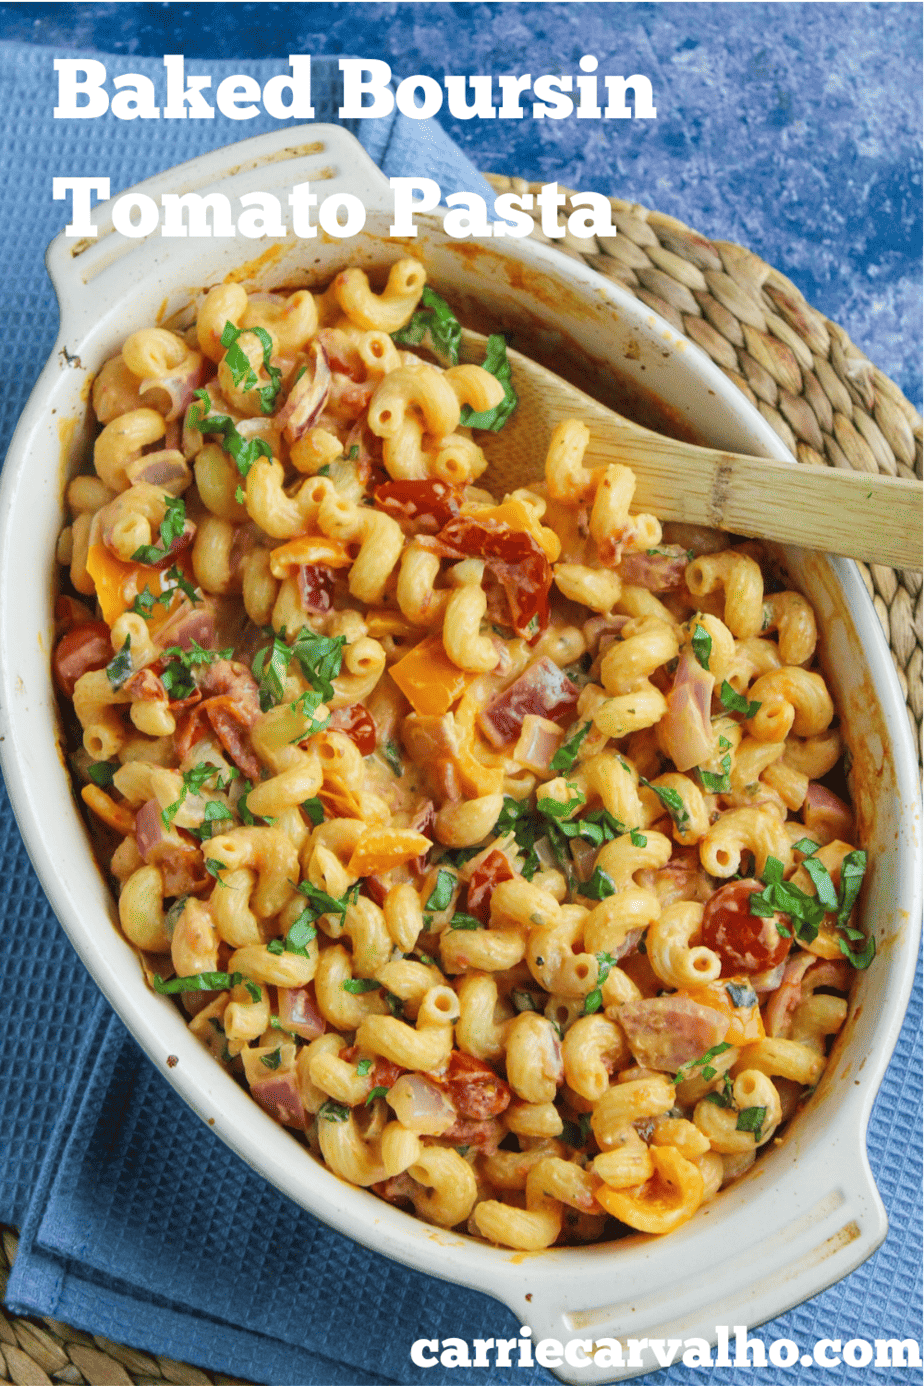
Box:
466;849;515;923
440;1051;511;1120
374;479;463;529
328;704;377;756
434;516;552;640
701;879;790;975
53;622;113;697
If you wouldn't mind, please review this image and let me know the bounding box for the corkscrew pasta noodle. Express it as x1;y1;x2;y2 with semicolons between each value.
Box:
53;260;873;1251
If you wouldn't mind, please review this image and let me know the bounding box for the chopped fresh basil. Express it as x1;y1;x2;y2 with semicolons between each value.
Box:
672;1041;732;1085
152;970;240;994
438;844;484;867
449;912;482;931
105;635;133;690
582;988;603;1015
725;981;757;1009
703;1072;735;1108
719;680;761;719
690;623;713;671
204;858;227;883
459;334;517;432
382;740;404;777
640;778;691;834
735;1105;766;1138
697;753;732;794
162;639;233;669
284;910;317;955
290;628;346;701
235;484;245;505
550;720;592;774
252;627;345;713
391;285;462;365
424;869;457;914
251;631;291;711
582;950;620;1015
288;688;330;739
801;855;839;911
86;760;117;788
536;789;585;822
132;495;187;564
193;798;234;840
187;389;273;478
318;1100;350;1122
259;1049;283;1070
365;1085;390;1104
301;797;325;826
159;660;197;702
385;991;405;1018
629;828;647;848
342;977;381;994
347;445;360;461
295;879;359;925
580;867;617;902
220;321;282;414
561;1112;594;1149
356;1058;373;1076
161;762;236;832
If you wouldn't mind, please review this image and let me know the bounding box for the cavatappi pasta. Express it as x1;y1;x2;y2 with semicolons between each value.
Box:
53;261;874;1249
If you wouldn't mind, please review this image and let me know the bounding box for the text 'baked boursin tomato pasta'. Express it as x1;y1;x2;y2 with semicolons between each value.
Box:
54;260;874;1249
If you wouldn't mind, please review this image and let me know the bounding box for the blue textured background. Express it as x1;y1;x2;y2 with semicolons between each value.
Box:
0;0;920;411
0;7;920;1386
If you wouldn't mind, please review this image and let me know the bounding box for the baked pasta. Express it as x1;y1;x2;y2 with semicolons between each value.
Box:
53;260;874;1248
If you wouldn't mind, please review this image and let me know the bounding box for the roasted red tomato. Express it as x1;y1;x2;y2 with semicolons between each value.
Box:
328;704;377;755
297;563;336;614
466;848;515;923
434;515;552;639
53;622;113;698
701;879;790;975
441;1051;511;1120
374;479;464;530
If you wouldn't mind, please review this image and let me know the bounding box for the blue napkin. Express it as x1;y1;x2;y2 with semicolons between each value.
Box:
0;40;921;1386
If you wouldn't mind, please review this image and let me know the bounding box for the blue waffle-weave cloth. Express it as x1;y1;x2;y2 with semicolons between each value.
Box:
0;40;920;1386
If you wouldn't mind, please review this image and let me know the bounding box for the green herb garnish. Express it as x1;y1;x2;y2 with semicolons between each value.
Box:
549;721;592;774
105;636;133;690
459;333;517;432
640;778;691;834
719;681;761;719
391;285;462;365
220;321;282;414
690;624;713;671
672;1041;732;1085
187;389;273;478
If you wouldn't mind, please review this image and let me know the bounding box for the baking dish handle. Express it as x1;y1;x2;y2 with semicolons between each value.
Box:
45;123;394;308
497;1134;886;1385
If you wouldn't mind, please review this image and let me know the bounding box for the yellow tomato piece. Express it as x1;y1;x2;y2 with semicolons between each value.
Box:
594;1146;704;1235
268;535;353;578
81;783;137;836
682;977;765;1047
318;784;365;820
85;543;149;626
390;635;478;717
347;829;431;877
462;498;561;563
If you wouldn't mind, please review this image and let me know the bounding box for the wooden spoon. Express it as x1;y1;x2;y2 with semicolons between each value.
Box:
460;330;922;570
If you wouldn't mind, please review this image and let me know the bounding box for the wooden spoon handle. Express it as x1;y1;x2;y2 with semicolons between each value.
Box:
461;331;922;569
577;427;923;570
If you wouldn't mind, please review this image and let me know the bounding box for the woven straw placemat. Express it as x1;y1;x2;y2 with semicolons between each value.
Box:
1;178;921;1386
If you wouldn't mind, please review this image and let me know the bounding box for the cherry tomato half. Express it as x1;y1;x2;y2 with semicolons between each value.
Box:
53;621;113;698
700;879;790;975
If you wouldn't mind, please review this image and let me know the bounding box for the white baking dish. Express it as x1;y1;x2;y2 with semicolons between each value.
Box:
0;125;919;1383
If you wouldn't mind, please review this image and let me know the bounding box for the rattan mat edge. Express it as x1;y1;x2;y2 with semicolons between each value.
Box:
2;175;922;1386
